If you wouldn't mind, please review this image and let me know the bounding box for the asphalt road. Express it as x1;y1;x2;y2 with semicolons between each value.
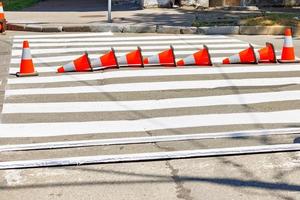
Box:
0;31;300;200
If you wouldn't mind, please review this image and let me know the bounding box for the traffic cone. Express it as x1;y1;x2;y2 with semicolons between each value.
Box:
278;28;300;63
117;47;144;67
223;44;257;64
0;2;6;33
16;41;38;77
57;52;92;73
90;48;118;70
143;45;176;67
176;45;212;66
256;43;277;63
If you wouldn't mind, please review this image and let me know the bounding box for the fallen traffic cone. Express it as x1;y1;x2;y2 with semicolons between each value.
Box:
176;45;212;66
117;47;144;67
0;2;6;33
90;48;118;70
223;44;257;64
16;40;38;77
256;42;277;63
57;52;92;73
143;45;176;67
278;28;300;63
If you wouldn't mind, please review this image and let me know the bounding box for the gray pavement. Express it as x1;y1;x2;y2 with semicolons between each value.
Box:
0;31;300;199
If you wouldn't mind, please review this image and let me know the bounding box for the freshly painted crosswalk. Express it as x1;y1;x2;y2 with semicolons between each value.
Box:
2;32;300;141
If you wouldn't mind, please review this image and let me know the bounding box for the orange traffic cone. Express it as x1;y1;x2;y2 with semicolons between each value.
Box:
16;41;38;77
57;52;92;73
90;48;118;70
118;47;144;67
278;28;300;63
143;45;176;67
223;44;257;64
176;45;212;66
256;43;277;63
0;2;6;33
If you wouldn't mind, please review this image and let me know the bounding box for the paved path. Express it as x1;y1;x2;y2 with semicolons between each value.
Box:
0;32;300;199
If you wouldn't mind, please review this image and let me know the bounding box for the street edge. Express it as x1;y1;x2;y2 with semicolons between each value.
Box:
6;23;300;36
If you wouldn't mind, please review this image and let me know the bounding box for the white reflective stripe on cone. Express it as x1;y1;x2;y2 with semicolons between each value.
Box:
229;54;241;63
0;6;3;13
62;61;76;72
182;55;195;65
284;36;294;47
90;57;102;68
22;48;32;60
147;55;160;64
117;56;128;66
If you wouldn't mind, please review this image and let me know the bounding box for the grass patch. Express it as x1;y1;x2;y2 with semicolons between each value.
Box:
2;0;40;11
242;13;300;26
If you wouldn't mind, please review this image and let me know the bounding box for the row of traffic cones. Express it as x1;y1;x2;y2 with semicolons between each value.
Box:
57;45;212;73
223;28;299;64
16;28;299;77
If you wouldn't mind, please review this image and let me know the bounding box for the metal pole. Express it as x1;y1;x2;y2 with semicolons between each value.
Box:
108;0;112;23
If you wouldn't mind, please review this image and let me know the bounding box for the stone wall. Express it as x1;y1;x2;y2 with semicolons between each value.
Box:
141;0;300;8
242;0;300;6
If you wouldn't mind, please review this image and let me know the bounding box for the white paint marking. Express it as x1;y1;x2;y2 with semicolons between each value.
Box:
5;77;300;96
3;91;300;113
1;143;300;169
1;128;299;152
11;44;256;56
10;51;244;64
0;110;299;137
7;65;300;84
12;39;242;48
13;35;229;43
13;32;114;39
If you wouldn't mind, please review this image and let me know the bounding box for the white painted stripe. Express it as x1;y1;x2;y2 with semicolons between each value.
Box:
10;50;247;64
13;32;114;39
90;57;102;69
13;35;229;43
1;128;299;152
2;143;300;169
12;39;242;48
0;109;299;137
117;55;128;66
9;64;300;83
5;77;300;96
147;54;160;64
3;91;300;114
11;44;256;56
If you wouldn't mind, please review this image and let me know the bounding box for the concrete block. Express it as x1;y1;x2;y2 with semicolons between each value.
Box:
239;26;287;35
180;27;198;34
42;26;63;32
25;25;43;32
198;26;239;35
63;26;92;32
123;24;157;33
156;25;181;34
143;0;173;8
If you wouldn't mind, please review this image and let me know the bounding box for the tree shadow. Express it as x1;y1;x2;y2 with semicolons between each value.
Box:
20;0;142;12
1;166;300;193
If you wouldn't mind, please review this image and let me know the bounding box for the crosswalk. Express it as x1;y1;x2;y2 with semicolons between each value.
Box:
1;32;300;142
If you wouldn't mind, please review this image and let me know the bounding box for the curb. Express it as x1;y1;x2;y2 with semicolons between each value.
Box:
6;23;300;36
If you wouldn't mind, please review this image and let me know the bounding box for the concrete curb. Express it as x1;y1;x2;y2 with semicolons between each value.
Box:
6;23;300;36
